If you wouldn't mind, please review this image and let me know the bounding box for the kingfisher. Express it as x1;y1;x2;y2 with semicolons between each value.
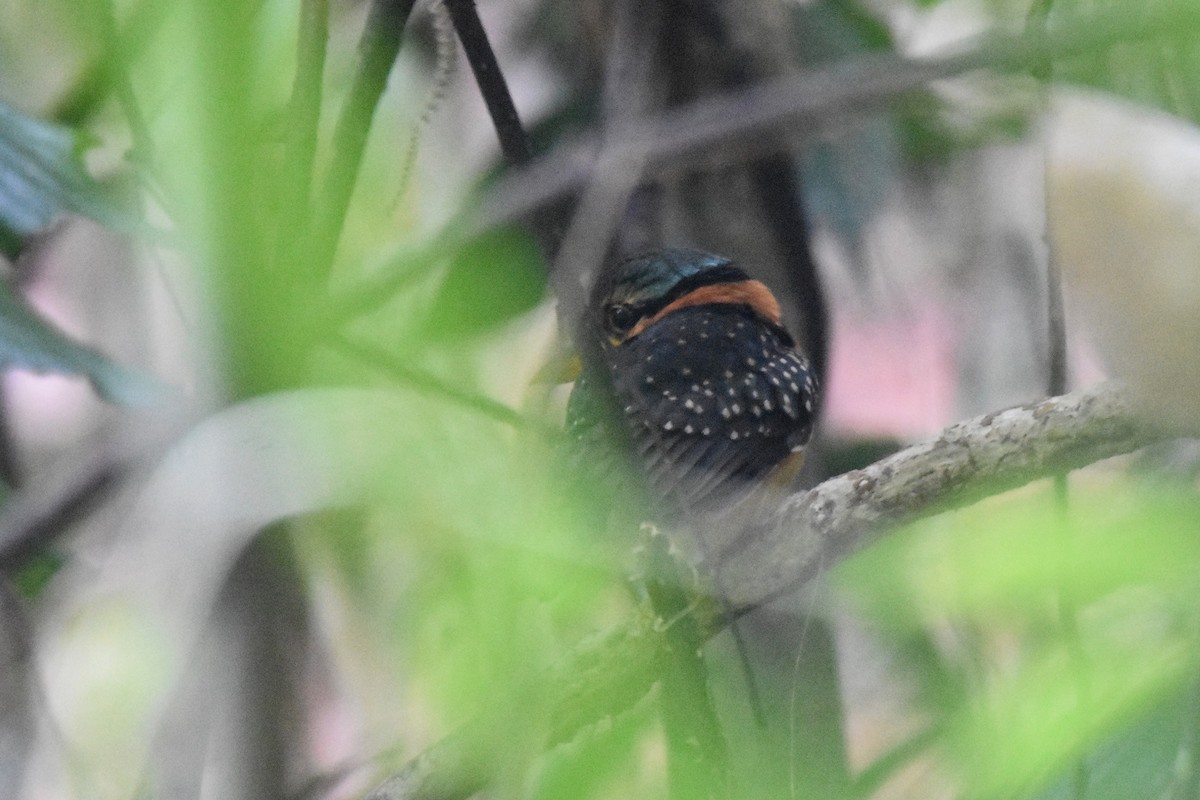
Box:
567;248;819;518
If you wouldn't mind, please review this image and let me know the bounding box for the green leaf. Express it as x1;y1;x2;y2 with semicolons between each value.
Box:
423;227;546;340
0;280;163;406
0;100;137;257
1034;698;1186;800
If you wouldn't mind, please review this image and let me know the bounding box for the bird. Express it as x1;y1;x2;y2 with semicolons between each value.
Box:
567;247;819;519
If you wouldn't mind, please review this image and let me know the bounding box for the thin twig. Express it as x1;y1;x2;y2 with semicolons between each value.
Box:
550;0;658;332
441;0;558;264
311;0;418;283
442;0;531;167
274;0;329;268
479;0;1200;233
0;389;19;490
644;527;731;800
1028;1;1087;794
0;464;122;573
329;333;557;437
329;0;1200;330
321;226;462;330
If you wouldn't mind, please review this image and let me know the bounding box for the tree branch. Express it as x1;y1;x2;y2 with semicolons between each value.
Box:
363;381;1165;800
717;382;1151;611
471;0;1200;241
328;0;1200;330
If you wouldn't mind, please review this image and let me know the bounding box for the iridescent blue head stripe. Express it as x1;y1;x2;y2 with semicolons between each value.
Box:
598;248;749;317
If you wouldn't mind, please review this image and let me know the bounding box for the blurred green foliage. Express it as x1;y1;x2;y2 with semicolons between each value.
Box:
837;483;1200;798
423;227;545;341
3;0;1200;799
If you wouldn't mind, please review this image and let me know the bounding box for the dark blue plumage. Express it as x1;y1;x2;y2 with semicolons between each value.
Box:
568;248;818;514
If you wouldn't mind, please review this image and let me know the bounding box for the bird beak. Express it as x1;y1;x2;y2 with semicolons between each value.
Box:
532;349;582;385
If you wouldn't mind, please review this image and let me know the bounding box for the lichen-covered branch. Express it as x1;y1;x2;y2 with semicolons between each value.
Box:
719;381;1152;610
364;381;1164;800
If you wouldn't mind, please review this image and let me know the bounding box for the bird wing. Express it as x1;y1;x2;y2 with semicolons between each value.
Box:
609;305;816;512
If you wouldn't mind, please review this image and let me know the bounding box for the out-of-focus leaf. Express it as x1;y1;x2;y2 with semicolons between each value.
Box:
946;621;1191;798
0;279;163;406
13;550;63;599
0;100;138;257
529;698;657;800
423;227;546;340
836;481;1200;799
37;387;620;794
835;486;1200;632
1034;698;1185;800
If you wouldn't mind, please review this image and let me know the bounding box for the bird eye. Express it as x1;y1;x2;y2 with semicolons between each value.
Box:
605;303;638;334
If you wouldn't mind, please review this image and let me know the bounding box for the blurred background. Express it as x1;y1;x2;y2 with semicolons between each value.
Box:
1;0;1199;799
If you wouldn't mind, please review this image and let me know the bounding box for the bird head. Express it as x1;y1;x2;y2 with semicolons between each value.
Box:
592;248;785;346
